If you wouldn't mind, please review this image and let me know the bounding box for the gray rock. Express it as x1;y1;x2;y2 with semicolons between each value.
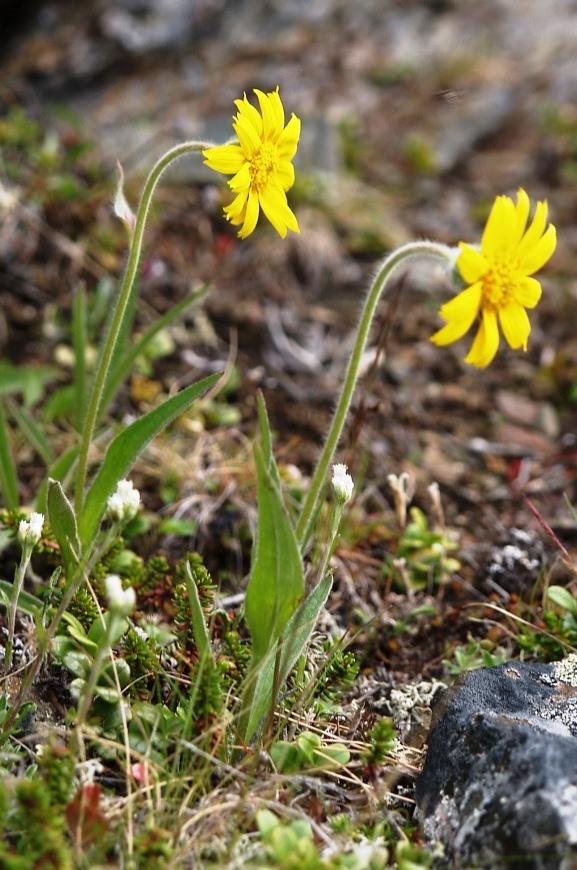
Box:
416;658;577;869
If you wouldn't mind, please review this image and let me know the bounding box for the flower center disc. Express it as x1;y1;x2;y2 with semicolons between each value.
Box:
250;143;278;189
482;260;516;309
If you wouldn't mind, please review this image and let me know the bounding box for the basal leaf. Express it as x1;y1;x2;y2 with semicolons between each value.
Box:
79;373;221;548
244;444;304;663
0;400;18;509
241;575;332;742
47;479;81;578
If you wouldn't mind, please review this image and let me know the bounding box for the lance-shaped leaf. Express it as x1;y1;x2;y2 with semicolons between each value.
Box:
244;443;305;663
241;575;333;742
47;479;81;579
79;373;221;548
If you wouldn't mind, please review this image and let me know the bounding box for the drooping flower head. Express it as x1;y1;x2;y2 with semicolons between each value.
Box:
203;87;300;239
431;189;556;367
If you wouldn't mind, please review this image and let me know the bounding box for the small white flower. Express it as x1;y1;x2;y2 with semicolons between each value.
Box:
332;463;354;502
106;479;141;523
105;574;136;616
18;512;44;547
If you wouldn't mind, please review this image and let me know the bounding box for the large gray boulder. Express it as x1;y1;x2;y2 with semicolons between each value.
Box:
416;658;577;869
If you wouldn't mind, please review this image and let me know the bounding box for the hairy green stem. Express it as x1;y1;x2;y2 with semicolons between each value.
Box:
295;241;453;547
75;615;117;727
5;545;32;670
74;140;211;519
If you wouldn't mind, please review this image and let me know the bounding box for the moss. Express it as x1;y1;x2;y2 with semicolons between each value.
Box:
67;586;100;631
0;779;73;869
122;628;162;695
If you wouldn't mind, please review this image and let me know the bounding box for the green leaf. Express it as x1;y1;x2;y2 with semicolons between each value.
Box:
42;384;76;423
158;517;197;536
547;585;577;615
8;399;54;465
0;400;18;509
241;575;332;742
101;285;209;417
79;373;221;548
72;283;88;432
182;559;213;662
36;445;78;512
244;444;304;663
47;478;80;578
0;362;57;407
63;651;92;678
256;391;280;485
256;809;280;837
88;613;129;647
270;741;302;773
0;580;43;617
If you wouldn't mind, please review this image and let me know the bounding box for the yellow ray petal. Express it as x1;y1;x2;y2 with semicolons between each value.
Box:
255;89;280;138
498;302;531;351
430;317;475;347
233;115;261;155
276;160;295;191
481;195;517;256
268;86;285;131
234;95;263;136
515;200;548;257
438;282;482;323
224;190;249;225
277;114;301;160
237;190;260;239
456;244;489;284
464;308;499;368
518;224;556;275
513;276;542;309
259;183;299;237
513;188;530;245
202;144;244;175
228;162;251;192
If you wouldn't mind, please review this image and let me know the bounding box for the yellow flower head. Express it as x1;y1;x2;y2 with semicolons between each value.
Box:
203;87;300;240
431;189;556;367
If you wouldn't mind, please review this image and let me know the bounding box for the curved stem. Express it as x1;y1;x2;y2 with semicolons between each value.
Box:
295;240;453;547
74;140;212;520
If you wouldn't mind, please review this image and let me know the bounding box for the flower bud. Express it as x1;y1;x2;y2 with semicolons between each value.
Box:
332;464;354;503
104;574;136;616
17;512;44;547
106;479;141;523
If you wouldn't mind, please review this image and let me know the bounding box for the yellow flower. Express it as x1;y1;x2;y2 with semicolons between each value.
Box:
203;87;300;239
431;189;556;367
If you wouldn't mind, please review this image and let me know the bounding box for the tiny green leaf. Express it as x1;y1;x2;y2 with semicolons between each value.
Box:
547;585;577;616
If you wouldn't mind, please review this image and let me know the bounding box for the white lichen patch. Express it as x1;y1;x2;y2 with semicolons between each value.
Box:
388;679;446;730
554;654;577;688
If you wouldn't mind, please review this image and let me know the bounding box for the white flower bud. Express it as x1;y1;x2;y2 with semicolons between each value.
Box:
104;574;136;616
113;160;136;234
332;464;354;502
17;512;44;547
106;479;141;523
